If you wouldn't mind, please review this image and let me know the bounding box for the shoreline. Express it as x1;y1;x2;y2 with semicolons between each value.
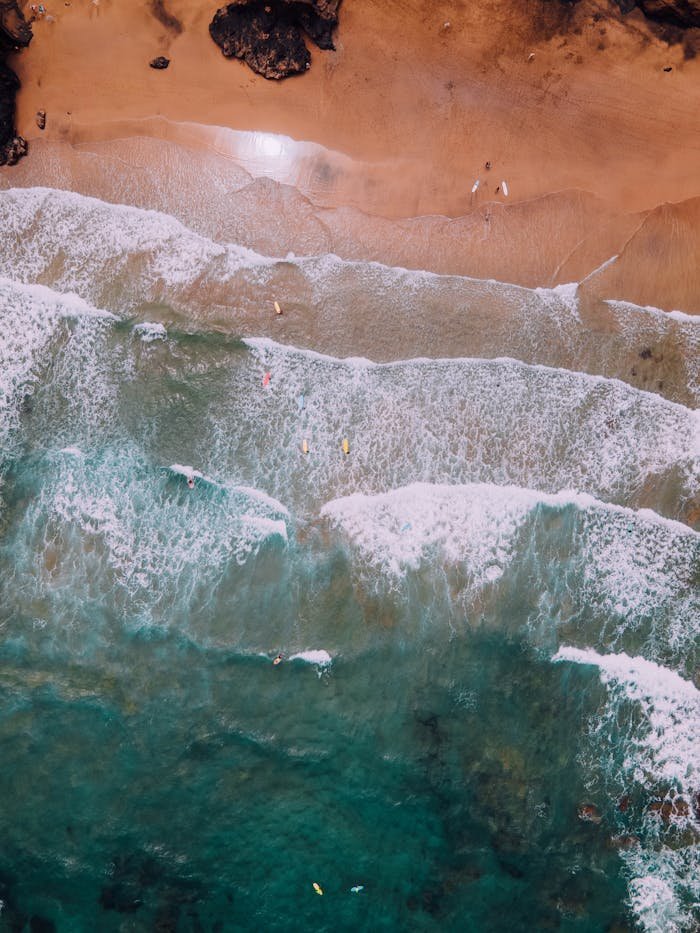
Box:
3;130;700;314
2;0;700;312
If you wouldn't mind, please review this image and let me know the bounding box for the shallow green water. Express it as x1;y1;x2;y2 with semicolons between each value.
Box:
0;189;698;932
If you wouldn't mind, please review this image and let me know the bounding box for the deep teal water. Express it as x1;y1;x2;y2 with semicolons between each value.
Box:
0;190;698;932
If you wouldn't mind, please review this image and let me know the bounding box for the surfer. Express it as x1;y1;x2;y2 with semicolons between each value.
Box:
273;653;283;665
187;476;195;489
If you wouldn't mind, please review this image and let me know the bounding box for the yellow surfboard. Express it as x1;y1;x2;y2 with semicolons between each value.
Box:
302;438;309;455
313;882;323;896
342;437;350;456
274;300;283;315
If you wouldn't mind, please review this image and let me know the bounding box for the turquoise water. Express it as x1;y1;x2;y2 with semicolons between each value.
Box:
0;189;698;931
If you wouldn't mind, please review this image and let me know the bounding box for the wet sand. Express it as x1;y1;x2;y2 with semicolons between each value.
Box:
3;0;700;312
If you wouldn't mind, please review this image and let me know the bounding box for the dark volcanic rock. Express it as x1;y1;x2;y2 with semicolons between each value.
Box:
604;0;700;27
0;0;32;49
562;0;700;28
0;1;32;166
150;55;171;69
635;0;700;26
209;0;341;79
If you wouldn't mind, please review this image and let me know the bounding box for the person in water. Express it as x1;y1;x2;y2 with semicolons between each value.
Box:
273;654;283;665
187;476;195;489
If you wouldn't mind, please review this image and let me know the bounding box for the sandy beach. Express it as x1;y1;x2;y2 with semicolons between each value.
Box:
3;0;700;311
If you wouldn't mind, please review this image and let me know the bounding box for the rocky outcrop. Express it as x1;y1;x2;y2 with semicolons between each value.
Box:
0;0;32;166
635;0;700;27
607;0;700;27
209;0;341;80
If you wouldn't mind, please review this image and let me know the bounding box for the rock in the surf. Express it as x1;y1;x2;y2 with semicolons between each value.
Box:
577;803;602;823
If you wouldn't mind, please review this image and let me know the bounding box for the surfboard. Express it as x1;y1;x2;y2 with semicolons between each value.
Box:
262;371;271;387
342;437;350;455
302;439;309;455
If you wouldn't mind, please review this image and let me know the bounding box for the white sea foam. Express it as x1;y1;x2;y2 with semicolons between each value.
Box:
553;647;700;932
0;187;270;312
133;321;167;342
623;846;700;933
168;466;290;518
553;647;700;787
169;463;206;481
237;339;699;518
0;277;116;457
11;447;290;630
321;482;537;581
323;483;699;661
288;650;332;667
1;188;698;405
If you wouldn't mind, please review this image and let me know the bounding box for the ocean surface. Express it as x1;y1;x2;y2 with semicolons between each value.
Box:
0;186;698;932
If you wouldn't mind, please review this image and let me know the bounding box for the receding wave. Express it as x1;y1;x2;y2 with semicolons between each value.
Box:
0;187;697;404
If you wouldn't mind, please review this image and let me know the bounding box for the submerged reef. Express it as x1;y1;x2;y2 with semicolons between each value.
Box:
0;0;31;165
209;0;341;79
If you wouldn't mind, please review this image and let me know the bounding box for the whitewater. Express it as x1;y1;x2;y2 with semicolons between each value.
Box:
0;187;698;932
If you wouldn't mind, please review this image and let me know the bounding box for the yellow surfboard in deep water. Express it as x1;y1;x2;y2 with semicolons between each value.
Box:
312;882;323;896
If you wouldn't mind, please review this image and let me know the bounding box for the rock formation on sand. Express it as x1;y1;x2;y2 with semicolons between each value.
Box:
615;0;700;26
210;0;341;79
0;0;31;165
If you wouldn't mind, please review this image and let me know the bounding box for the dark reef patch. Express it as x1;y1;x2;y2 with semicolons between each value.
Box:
209;0;341;80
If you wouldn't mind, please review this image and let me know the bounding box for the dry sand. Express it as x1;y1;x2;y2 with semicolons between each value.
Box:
3;0;700;312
